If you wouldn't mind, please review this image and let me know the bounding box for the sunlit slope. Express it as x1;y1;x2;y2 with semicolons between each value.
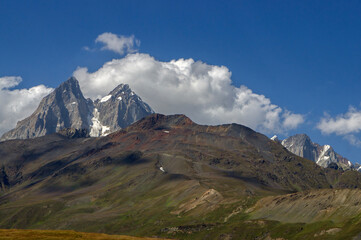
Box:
0;229;170;240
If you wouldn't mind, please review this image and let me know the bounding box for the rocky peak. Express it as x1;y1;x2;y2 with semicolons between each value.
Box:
281;134;317;162
55;77;86;102
0;77;91;141
282;134;312;146
281;134;352;170
109;83;131;96
1;77;154;141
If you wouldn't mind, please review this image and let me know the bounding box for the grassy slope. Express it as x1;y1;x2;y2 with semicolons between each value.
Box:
2;115;361;239
0;229;170;240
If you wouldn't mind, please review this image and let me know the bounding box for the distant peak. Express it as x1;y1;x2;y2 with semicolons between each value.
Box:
286;134;312;143
67;76;78;82
62;76;79;86
110;83;131;96
57;77;81;91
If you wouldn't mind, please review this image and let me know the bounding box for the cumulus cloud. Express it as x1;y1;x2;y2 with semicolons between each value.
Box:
74;53;304;133
0;76;22;89
94;33;140;55
282;111;305;129
0;76;53;135
317;106;361;135
317;106;361;147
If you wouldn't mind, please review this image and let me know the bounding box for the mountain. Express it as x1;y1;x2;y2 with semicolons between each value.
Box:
0;77;153;141
1;114;361;239
280;134;352;169
90;83;153;136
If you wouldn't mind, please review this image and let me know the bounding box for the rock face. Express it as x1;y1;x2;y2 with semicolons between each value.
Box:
57;128;90;139
90;84;153;136
1;77;91;140
281;134;352;169
0;77;154;141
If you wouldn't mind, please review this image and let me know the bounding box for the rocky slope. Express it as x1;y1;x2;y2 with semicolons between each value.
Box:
1;114;361;239
279;134;352;169
0;77;153;141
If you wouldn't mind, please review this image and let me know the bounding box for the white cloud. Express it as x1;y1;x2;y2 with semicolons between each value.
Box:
0;76;22;89
317;106;361;147
343;134;361;147
95;33;140;55
317;106;361;135
282;111;305;129
0;76;53;135
74;53;304;134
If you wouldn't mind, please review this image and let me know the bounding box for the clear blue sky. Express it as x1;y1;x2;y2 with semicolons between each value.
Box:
1;0;361;162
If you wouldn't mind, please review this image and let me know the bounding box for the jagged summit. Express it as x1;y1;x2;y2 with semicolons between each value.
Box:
282;133;312;145
90;83;154;136
0;77;154;141
108;83;131;96
282;133;352;169
1;77;91;141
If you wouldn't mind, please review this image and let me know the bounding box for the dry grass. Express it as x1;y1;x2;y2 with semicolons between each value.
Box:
0;229;171;240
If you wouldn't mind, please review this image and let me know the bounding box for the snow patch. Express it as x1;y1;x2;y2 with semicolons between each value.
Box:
117;96;122;101
163;130;170;133
270;135;278;141
323;145;331;152
348;161;352;166
130;91;135;96
100;95;112;103
160;167;165;172
71;102;77;105
89;108;111;137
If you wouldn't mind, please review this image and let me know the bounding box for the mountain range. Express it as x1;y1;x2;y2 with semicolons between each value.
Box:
2;114;361;239
0;77;153;141
272;134;355;171
3;78;361;239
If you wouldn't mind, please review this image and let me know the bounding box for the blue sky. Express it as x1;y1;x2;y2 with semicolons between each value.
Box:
1;1;361;162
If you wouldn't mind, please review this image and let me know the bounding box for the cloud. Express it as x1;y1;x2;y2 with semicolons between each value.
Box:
95;33;140;55
0;76;22;89
343;134;361;147
282;111;305;129
317;106;361;135
0;76;53;135
74;53;304;134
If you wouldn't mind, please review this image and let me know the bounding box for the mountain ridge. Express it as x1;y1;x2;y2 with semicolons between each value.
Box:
276;133;353;170
1;114;361;239
0;77;154;141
